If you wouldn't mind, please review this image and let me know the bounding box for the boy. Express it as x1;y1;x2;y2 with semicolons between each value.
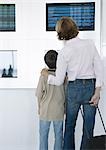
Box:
36;50;65;150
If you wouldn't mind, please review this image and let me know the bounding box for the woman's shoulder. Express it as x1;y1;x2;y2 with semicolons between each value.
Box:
80;38;94;44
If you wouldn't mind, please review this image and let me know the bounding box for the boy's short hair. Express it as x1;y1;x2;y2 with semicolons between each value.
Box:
44;50;58;69
56;17;79;40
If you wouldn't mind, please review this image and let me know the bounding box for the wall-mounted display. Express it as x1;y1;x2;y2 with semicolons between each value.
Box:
46;2;95;31
0;50;17;78
0;4;15;31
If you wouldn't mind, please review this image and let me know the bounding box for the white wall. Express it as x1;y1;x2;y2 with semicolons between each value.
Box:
0;89;37;150
0;0;106;150
0;0;63;88
0;0;102;88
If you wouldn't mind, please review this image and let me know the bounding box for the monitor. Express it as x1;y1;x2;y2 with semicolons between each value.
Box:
46;2;95;31
0;4;15;31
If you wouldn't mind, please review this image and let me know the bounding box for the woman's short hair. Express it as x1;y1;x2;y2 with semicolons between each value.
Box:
56;17;79;40
44;50;58;69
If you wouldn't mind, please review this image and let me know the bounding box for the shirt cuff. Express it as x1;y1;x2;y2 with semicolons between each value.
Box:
95;79;104;88
48;74;55;85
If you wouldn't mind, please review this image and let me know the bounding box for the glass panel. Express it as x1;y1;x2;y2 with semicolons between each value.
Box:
0;50;17;78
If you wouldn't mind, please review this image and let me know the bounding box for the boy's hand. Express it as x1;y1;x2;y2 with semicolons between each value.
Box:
38;105;40;115
41;68;48;77
38;109;40;115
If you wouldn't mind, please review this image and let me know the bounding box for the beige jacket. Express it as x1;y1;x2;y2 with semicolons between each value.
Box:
36;70;65;121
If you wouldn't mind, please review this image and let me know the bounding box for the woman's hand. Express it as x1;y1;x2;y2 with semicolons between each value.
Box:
89;87;101;107
41;68;48;77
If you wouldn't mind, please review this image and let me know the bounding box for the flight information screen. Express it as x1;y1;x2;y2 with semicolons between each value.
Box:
0;4;15;31
46;2;95;31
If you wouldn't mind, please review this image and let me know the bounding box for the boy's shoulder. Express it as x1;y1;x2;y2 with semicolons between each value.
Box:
39;75;48;81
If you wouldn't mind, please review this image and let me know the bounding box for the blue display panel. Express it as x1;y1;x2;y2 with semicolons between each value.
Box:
46;2;95;31
0;4;15;31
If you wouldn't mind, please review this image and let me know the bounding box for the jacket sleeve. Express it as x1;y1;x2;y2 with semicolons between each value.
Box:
35;75;46;108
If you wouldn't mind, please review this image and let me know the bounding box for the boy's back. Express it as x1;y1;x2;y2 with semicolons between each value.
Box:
36;50;65;150
36;70;65;121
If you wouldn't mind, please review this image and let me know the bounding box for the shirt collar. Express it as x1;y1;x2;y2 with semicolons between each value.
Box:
65;36;80;45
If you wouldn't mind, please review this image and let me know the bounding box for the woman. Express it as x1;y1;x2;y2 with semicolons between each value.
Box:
41;17;103;150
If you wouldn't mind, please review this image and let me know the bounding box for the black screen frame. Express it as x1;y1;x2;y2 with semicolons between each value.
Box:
46;2;95;31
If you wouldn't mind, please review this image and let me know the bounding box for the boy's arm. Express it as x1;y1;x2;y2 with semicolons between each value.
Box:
35;75;46;114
